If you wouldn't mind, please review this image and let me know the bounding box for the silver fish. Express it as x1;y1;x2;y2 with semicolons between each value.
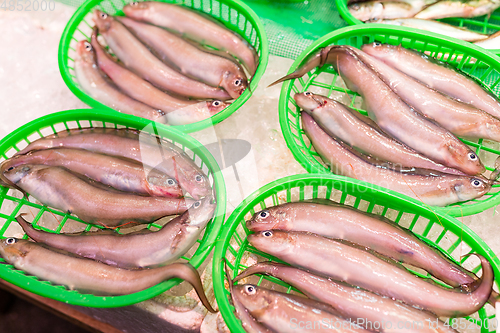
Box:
3;165;193;227
232;284;370;333
90;29;229;117
236;263;459;333
117;17;248;99
248;230;494;317
122;2;259;75
295;92;464;175
302;112;490;206
414;0;500;19
0;237;215;312
74;40;165;121
247;201;479;289
93;10;231;100
349;1;428;21
355;45;500;141
16;196;215;268
14;128;211;200
377;19;489;42
1;148;183;197
362;43;500;118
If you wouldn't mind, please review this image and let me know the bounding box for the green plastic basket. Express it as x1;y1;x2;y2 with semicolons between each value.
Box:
0;109;226;307
58;0;269;133
213;174;500;333
279;24;500;217
335;0;500;55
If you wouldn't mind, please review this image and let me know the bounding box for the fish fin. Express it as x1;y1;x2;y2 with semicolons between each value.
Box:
174;263;217;313
301;198;340;206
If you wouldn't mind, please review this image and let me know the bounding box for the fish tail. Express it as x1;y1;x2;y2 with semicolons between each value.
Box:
167;263;217;313
268;46;331;87
234;261;279;281
460;254;494;310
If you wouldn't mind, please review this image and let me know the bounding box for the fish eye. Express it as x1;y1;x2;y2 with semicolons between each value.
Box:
304;92;313;97
195;174;204;183
468;152;478;161
244;285;256;295
167;179;176;186
6;166;14;171
234;79;242;87
374;42;382;46
212;100;221;107
471;178;483;187
193;201;201;208
84;42;92;51
262;230;273;237
131;1;139;5
258;210;269;219
5;238;16;245
100;12;108;19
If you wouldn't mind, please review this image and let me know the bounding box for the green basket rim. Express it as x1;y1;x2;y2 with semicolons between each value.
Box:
0;109;226;308
278;24;500;217
58;0;269;133
334;0;500;54
212;173;500;333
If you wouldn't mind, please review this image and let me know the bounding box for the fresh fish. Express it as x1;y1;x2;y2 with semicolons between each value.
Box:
474;30;500;49
295;92;464;175
414;0;500;19
302;112;490;206
74;40;165;121
232;284;370;333
354;46;500;141
122;2;258;75
93;10;230;100
14;128;211;199
248;230;494;317
16;197;214;268
1;148;183;197
0;237;215;312
3;165;193;227
377;19;489;42
272;46;484;175
223;260;272;333
117;17;248;99
247;201;479;289
90;29;229;116
349;1;425;21
362;42;500;118
235;263;459;333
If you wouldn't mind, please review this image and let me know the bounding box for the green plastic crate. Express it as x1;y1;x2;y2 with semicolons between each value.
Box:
213;174;500;333
0;109;226;307
335;0;500;55
279;24;500;217
58;0;269;133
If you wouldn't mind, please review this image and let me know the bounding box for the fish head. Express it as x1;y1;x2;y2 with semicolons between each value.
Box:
0;238;28;264
220;71;248;99
123;1;151;19
206;100;230;116
2;164;44;184
179;168;212;200
93;10;113;33
454;176;491;201
186;196;216;227
246;206;288;231
446;148;485;175
76;40;96;64
247;230;291;254
294;92;327;114
361;42;397;61
146;171;184;197
232;284;272;314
